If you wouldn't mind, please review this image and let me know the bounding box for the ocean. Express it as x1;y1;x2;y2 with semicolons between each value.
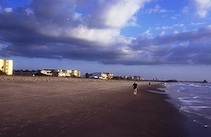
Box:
165;82;211;128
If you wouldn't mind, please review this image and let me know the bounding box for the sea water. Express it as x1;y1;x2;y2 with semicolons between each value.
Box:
165;82;211;128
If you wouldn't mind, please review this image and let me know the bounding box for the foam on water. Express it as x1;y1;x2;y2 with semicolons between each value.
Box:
165;82;211;127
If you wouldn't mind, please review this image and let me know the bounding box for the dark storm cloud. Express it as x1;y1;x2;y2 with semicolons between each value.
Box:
31;0;78;25
1;41;124;62
0;0;129;63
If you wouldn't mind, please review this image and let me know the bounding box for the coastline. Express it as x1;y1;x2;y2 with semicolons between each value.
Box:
0;76;196;137
165;82;211;137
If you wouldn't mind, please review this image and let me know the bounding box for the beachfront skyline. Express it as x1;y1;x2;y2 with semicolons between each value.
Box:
0;0;211;81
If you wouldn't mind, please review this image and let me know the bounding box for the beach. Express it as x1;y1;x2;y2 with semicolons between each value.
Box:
0;76;203;137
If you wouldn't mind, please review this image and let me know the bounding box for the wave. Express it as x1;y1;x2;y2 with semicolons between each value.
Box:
166;82;211;126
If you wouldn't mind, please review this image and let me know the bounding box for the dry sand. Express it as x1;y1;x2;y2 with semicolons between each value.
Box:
0;76;196;137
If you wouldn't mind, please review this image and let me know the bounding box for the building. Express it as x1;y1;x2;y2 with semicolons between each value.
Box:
40;69;81;77
112;75;142;81
71;70;81;77
14;70;39;76
0;59;13;75
134;76;142;81
85;73;92;78
40;69;54;76
88;72;113;80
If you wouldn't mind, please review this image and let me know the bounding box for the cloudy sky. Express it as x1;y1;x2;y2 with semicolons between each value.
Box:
0;0;211;81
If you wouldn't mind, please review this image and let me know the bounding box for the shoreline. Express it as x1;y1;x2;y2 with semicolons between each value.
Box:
0;76;202;137
165;82;211;137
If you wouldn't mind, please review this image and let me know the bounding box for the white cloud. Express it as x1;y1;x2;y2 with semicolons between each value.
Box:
72;12;82;21
142;29;152;38
71;0;151;46
37;24;122;46
160;31;166;36
25;8;34;15
191;22;206;26
4;7;13;13
173;24;184;27
121;47;132;54
69;25;121;45
173;30;179;34
102;0;149;28
30;0;151;47
161;26;172;30
182;6;189;14
145;4;168;14
194;0;211;17
156;24;184;31
127;16;139;27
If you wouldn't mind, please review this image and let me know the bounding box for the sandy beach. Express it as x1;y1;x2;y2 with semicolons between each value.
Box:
0;76;206;137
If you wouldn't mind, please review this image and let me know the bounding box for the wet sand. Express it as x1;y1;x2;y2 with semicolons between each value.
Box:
0;76;193;137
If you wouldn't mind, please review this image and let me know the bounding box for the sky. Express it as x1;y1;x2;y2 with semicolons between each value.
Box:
0;0;211;81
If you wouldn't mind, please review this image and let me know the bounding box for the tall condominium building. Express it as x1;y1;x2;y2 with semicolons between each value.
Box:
0;59;13;75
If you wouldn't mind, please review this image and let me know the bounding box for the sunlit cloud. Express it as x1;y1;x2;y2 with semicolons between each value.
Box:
102;0;149;28
193;0;211;17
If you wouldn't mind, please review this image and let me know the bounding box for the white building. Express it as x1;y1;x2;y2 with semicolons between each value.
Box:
40;69;53;76
90;72;113;80
0;59;13;75
40;69;81;77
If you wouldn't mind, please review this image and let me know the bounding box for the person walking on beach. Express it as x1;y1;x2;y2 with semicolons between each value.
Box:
132;82;138;95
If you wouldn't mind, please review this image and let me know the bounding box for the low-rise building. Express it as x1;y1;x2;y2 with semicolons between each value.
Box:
14;70;39;76
88;72;113;80
72;70;81;77
40;69;81;77
134;76;142;81
41;69;53;76
113;75;142;81
0;59;13;75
